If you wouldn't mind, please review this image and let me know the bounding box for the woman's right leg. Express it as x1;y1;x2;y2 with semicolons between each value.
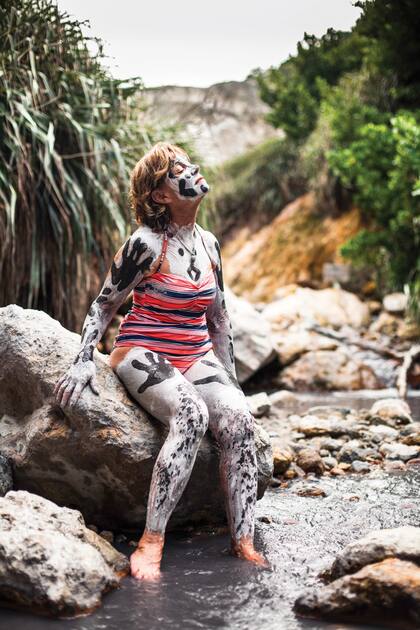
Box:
113;347;209;580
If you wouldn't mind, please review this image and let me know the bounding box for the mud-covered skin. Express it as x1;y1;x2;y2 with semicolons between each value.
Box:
115;347;209;533
114;347;257;543
166;154;210;200
54;227;161;408
197;226;239;388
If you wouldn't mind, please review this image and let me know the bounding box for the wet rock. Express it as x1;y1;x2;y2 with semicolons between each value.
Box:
0;490;128;617
261;286;370;329
379;442;420;462
368;398;413;427
337;440;368;464
278;348;380;392
246;392;271;418
351;460;370;474
329;526;420;579
0;454;13;497
383;292;408;314
296;448;325;475
224;287;276;382
295;558;420;627
0;305;273;531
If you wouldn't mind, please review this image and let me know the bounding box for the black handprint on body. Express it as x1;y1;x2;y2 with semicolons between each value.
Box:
131;352;175;394
111;238;154;292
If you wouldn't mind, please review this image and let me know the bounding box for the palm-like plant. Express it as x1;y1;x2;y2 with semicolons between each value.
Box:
0;0;156;330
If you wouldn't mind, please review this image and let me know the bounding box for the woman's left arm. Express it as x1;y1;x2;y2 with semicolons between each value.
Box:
204;233;240;387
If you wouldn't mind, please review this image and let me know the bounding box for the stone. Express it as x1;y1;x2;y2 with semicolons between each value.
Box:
294;558;420;626
246;392;271;418
271;327;338;365
322;456;338;470
0;305;272;531
329;466;346;476
0;490;128;617
261;286;370;329
367;424;399;442
294;483;327;497
296;448;325;475
291;414;362;439
224;287;277;383
278;348;380;391
272;446;294;476
350;460;370;474
368;398;413;427
401;431;420;446
379;442;420;462
329;526;420;579
383;292;408;314
268;389;298;409
337;440;368;464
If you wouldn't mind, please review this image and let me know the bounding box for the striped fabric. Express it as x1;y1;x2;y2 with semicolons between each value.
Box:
113;267;217;373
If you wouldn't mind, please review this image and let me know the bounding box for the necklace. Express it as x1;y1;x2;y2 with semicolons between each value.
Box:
171;226;201;282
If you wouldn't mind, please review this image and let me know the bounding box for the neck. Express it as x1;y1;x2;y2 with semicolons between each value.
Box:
168;200;200;236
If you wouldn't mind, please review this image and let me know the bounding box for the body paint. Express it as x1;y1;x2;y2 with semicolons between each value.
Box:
166;154;210;200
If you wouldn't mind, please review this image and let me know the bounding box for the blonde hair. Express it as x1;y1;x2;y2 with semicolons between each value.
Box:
129;141;189;231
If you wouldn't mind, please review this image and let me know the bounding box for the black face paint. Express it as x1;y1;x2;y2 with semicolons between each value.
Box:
111;238;153;291
178;248;184;256
166;154;210;200
131;352;175;394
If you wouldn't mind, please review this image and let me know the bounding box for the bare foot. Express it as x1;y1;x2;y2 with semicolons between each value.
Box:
130;530;165;581
231;535;270;567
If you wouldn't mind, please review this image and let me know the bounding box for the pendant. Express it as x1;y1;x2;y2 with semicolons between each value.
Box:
187;254;201;282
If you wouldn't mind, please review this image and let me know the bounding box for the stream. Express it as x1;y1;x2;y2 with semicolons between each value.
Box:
1;391;419;630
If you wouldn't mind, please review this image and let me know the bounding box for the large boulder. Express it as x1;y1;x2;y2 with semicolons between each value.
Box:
262;286;370;329
278;348;381;391
225;287;276;382
0;305;272;532
0;490;128;617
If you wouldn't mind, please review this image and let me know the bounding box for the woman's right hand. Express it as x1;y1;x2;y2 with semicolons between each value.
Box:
53;360;99;408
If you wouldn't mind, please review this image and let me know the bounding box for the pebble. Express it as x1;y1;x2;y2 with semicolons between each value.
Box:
322;456;338;469
351;460;371;473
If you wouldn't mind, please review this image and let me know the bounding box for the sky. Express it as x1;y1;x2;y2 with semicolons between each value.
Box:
56;0;362;88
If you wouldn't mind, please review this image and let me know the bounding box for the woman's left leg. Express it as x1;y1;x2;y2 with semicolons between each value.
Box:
183;350;268;566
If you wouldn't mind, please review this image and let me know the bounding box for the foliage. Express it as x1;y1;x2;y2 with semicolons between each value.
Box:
327;112;420;316
355;0;420;108
0;0;171;330
207;137;307;239
255;29;367;142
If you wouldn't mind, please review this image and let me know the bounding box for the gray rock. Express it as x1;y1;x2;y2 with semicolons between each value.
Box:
367;424;399;443
292;415;362;439
0;490;128;617
351;460;370;474
383;292;408;314
224;288;276;383
295;558;420;627
0;305;272;531
246;392;271;418
329;526;420;579
337;440;367;464
368;398;413;427
379;442;420;462
322;456;337;470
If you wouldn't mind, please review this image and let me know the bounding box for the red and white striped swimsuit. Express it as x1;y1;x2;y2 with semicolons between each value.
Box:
113;229;217;373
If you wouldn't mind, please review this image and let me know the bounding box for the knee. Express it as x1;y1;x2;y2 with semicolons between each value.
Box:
188;396;210;440
176;390;209;441
216;408;255;450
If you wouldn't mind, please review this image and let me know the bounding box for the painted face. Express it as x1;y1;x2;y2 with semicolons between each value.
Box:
166;154;210;199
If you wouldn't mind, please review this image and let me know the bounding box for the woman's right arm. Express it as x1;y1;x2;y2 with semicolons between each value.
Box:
54;229;156;408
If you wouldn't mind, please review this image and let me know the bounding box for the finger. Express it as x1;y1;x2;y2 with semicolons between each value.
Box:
89;376;99;395
55;378;70;405
68;382;84;407
53;375;66;395
60;382;76;408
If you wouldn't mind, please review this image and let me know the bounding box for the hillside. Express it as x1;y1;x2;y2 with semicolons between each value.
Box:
138;78;282;165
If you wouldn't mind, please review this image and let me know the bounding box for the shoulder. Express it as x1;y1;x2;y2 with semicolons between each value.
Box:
122;224;162;258
196;224;221;255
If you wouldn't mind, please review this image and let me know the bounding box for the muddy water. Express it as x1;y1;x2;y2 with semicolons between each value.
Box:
1;391;419;630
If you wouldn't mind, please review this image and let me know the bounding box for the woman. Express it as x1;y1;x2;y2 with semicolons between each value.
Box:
54;142;268;581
